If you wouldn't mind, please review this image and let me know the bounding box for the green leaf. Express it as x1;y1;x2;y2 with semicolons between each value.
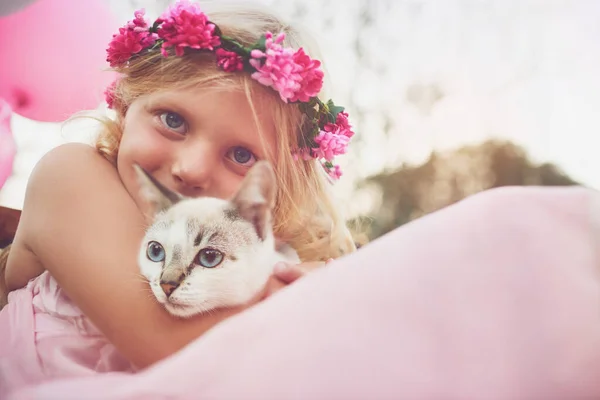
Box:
330;105;345;117
220;36;247;55
325;99;345;122
150;20;161;33
252;35;267;52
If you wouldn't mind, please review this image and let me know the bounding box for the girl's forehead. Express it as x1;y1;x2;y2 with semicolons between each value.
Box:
147;85;239;103
147;84;274;112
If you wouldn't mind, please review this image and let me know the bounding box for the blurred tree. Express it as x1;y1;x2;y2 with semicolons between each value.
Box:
353;140;579;240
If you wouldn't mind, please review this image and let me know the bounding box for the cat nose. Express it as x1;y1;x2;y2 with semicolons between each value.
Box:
160;281;180;297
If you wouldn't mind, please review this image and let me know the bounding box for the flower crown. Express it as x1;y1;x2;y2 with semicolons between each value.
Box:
104;0;353;180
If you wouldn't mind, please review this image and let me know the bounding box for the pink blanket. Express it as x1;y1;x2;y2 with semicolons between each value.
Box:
7;186;600;399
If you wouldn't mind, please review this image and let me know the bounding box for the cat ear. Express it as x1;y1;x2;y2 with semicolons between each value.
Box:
230;161;276;241
133;164;182;215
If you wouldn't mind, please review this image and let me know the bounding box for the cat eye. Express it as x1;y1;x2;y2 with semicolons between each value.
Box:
147;241;166;262
226;146;257;167
159;111;187;134
196;248;224;268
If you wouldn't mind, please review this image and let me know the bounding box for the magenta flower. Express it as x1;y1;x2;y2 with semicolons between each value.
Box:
157;0;220;57
216;48;244;72
312;130;350;161
334;111;354;137
104;79;119;109
249;32;302;102
290;48;324;102
129;9;150;30
106;9;157;67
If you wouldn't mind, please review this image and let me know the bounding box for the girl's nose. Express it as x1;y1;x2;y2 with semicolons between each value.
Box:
171;145;216;196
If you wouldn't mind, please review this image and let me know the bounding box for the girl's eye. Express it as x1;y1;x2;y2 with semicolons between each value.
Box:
159;111;187;134
196;248;224;268
227;146;257;167
146;241;166;262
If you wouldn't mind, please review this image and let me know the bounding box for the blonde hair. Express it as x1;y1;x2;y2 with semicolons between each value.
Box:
95;2;356;261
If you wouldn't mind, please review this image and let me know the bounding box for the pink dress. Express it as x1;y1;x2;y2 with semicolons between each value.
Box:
0;271;135;397
3;186;600;399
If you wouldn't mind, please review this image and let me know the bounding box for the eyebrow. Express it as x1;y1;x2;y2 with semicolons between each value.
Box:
146;95;199;120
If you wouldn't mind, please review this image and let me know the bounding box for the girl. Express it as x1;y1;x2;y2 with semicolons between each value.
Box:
0;0;356;394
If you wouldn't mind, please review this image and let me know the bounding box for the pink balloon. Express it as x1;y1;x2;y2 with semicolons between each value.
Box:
0;99;16;190
0;0;118;122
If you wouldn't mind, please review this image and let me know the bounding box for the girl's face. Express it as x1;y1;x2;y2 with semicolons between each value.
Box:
117;86;279;213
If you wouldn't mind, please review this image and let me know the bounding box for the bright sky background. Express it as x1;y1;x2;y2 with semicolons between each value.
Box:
1;0;599;211
261;0;600;190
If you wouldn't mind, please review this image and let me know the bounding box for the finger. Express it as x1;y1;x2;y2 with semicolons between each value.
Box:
273;262;305;284
262;276;287;299
251;275;285;303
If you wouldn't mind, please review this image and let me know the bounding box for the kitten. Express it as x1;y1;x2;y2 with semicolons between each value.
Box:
135;161;299;318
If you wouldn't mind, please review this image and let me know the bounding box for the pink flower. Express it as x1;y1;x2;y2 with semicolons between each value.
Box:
106;9;157;67
157;0;220;57
319;110;354;140
249;34;324;103
335;111;354;137
290;48;324;102
104;79;119;109
216;48;244;72
249;32;302;102
312;130;350;161
326;164;343;180
129;9;150;30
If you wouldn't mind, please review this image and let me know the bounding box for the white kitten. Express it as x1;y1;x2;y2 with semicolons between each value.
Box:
135;161;299;318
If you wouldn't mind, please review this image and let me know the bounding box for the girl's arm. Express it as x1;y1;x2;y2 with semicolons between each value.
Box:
6;143;242;368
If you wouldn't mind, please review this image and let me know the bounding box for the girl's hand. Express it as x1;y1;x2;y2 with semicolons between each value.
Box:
272;260;330;284
258;259;334;300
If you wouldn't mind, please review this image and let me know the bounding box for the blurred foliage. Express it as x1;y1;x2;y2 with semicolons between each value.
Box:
350;140;579;240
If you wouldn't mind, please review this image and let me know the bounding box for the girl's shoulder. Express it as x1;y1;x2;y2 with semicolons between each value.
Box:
18;141;143;259
25;142;129;211
32;142;118;182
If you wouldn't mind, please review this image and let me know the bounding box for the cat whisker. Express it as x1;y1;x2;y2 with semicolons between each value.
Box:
142;285;154;294
123;271;151;285
204;307;216;318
